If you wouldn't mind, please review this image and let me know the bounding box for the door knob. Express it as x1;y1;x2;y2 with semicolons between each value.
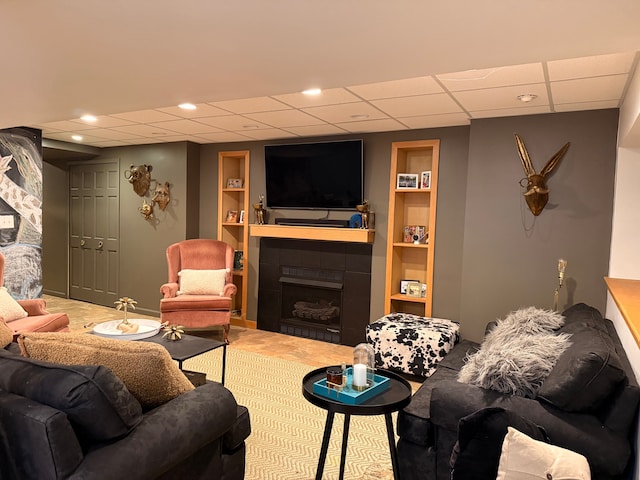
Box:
80;240;86;247
98;241;103;249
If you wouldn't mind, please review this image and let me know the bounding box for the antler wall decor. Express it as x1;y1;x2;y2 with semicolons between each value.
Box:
515;133;570;216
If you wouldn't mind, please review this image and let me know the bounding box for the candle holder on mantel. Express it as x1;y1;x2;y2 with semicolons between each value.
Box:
352;343;375;391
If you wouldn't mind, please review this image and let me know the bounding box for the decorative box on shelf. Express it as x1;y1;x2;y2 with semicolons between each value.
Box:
312;367;390;404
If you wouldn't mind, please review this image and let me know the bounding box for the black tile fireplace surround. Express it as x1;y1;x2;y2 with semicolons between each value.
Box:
257;238;372;346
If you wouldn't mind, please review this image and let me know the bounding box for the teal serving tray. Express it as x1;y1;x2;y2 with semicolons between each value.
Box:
312;367;390;404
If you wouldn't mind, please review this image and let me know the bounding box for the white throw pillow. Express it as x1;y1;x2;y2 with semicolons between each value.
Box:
0;287;28;322
496;427;591;480
178;269;228;295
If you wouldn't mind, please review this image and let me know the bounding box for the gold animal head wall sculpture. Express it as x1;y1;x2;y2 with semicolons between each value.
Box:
152;181;171;211
515;133;570;216
125;164;153;196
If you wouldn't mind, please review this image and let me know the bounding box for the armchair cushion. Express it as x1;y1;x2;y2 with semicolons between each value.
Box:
18;332;195;408
0;287;27;322
178;268;229;296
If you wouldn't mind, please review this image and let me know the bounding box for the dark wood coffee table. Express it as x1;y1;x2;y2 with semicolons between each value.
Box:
143;333;227;385
302;366;412;480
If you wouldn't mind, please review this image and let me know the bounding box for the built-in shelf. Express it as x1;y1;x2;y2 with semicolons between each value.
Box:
605;276;640;346
249;224;374;243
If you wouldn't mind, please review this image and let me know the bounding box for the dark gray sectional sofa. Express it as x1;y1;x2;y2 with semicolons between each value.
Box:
0;342;250;480
397;303;640;480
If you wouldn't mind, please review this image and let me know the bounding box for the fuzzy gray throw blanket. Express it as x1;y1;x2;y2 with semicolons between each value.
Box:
458;306;572;398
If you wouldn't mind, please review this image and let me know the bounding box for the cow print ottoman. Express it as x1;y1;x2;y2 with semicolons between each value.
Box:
366;313;460;377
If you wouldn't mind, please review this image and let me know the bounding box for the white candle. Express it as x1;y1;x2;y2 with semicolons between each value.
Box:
352;363;368;388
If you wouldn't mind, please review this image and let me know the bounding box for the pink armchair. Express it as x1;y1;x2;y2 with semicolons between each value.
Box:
0;253;69;337
160;239;237;344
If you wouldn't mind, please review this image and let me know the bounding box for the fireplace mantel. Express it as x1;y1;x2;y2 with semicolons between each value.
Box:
249;224;374;243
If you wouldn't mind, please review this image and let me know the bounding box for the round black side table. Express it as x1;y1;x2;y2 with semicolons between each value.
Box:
302;366;412;480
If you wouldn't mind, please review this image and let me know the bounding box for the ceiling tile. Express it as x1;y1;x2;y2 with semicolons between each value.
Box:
283;124;349;137
78;128;143;141
239;128;298;140
89;140;130;148
211;96;291;114
302;102;388;123
110;124;180;137
551;75;627;104
193;131;254;143
195;115;272;131
453;83;549;112
336;118;408;133
347;76;443;99
398;113;471;129
547;52;636;81
244;109;326;128
157;103;233;118
437;63;545;92
273;88;361;108
110;110;182;123
372;93;463;117
553;100;619;112
470;105;552;118
39;120;98;132
71;115;137;128
148;119;221;134
44;132;109;144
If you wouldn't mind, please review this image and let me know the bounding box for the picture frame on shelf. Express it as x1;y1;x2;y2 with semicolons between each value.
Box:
400;279;420;294
403;225;427;243
406;281;422;297
397;173;419;189
226;178;243;188
225;210;238;223
233;251;244;270
239;210;245;224
421;171;431;189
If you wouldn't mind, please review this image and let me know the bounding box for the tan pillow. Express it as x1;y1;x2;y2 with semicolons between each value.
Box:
0;321;13;348
0;287;28;322
496;427;591;480
18;332;194;408
178;268;228;295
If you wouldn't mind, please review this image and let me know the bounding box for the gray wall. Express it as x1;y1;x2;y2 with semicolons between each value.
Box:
42;161;69;297
42;109;618;342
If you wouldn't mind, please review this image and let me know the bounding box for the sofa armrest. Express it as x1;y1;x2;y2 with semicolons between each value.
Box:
430;380;631;477
17;298;48;316
69;382;245;479
160;282;179;298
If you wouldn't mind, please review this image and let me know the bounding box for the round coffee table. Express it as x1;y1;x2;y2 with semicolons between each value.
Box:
302;366;412;480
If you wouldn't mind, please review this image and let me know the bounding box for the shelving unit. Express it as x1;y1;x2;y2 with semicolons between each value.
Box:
217;150;250;324
384;140;439;317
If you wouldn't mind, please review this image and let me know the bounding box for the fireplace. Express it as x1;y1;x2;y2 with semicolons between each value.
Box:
257;238;372;346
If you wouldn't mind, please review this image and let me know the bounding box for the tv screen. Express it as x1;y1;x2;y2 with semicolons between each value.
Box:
264;139;363;210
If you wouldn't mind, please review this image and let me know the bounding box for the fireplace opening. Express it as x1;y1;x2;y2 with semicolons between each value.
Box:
279;267;343;343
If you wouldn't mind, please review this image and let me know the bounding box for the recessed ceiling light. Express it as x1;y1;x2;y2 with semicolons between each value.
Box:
302;88;322;96
80;114;97;122
517;94;538;103
178;103;197;110
71;135;83;142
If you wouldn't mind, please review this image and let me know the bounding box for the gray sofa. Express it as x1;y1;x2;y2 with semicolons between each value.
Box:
397;303;640;480
0;343;250;480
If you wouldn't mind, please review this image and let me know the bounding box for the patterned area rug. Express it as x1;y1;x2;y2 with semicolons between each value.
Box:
184;348;395;480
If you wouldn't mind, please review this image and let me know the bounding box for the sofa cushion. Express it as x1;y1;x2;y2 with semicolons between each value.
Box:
496;427;591;480
19;332;195;408
450;407;549;480
0;348;142;443
0;287;28;322
0;321;12;348
561;302;608;333
458;308;571;398
537;327;626;412
178;268;228;295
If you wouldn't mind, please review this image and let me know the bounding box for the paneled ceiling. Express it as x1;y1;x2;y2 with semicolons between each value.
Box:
2;1;640;148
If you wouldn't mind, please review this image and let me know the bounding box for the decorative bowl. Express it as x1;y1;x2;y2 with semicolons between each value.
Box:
92;319;161;341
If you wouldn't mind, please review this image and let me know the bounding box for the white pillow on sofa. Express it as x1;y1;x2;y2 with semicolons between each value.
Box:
0;287;28;322
177;268;228;295
496;427;591;480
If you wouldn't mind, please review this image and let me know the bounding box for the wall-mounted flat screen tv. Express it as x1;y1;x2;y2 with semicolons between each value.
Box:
264;139;363;210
